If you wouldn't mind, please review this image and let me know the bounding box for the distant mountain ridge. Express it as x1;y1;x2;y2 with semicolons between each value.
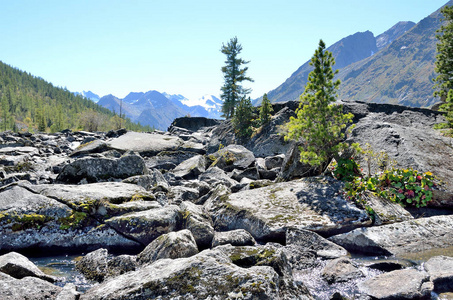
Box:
96;91;222;130
335;2;451;107
257;20;417;105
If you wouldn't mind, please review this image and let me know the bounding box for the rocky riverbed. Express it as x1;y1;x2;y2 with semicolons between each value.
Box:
0;100;452;299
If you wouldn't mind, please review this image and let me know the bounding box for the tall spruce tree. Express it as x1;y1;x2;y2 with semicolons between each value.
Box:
232;96;254;139
259;93;273;126
434;4;453;129
220;37;253;119
433;4;453;102
285;40;355;170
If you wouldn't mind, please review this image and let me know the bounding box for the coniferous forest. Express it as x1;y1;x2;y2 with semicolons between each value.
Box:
0;61;153;133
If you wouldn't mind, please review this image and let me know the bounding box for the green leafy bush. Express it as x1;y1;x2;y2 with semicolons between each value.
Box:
344;168;440;208
329;157;362;182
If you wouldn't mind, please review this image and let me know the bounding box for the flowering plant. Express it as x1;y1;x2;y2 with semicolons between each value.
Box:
343;168;440;208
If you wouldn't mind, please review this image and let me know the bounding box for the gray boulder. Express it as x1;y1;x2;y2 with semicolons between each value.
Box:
169;116;221;132
220;244;290;274
106;254;137;279
0;273;62;300
56;152;147;183
75;248;108;282
145;150;199;171
169;186;199;204
321;257;364;284
105;205;181;245
277;142;321;181
363;193;413;225
265;154;285;170
81;248;312;300
424;255;453;293
180;201;215;249
230;166;260;182
199;166;238;188
108;131;182;156
286;228;348;259
122;169;169;192
55;283;80;300
211;229;256;247
246;106;295;158
69;139;110;157
137;229;199;265
172;154;206;179
206;176;371;242
209;144;256;172
0;252;56;283
329;215;453;256
358;268;433;300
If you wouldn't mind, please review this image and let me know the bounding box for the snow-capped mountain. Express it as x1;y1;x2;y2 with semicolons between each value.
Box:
75;91;101;103
96;90;223;131
164;93;223;119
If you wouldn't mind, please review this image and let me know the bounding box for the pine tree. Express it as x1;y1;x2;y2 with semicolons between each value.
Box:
220;37;253;119
232;96;254;139
1;95;11;131
284;40;355;169
442;90;453;128
259;93;273;126
433;4;453;102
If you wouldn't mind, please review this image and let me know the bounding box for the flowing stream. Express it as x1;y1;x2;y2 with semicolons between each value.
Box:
29;249;453;298
30;254;95;293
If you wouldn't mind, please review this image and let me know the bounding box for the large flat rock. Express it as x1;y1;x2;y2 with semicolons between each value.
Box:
329;215;453;256
206;176;371;241
28;182;155;205
108;132;183;156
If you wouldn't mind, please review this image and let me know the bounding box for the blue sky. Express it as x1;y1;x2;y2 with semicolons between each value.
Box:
0;0;448;101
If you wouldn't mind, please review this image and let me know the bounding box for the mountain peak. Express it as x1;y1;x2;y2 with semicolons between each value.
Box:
376;21;416;50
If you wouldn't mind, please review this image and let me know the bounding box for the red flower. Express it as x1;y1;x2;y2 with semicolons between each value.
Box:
416;175;423;181
406;190;415;198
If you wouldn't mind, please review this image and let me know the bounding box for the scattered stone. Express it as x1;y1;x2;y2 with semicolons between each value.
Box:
180;201;214;249
172;154;206;179
137;229;199;265
75;248;108;282
106;254;137;278
211;229;256;247
358;268;432;300
363;193;413;225
56;152;148;183
199;166;238;188
209;144;256;172
321;257;364;284
424;255;453;293
104;205;181;245
0;274;62;300
286;228;348;259
0;252;57;283
122;169;169;192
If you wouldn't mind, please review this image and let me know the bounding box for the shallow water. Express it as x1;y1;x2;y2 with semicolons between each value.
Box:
29;255;95;293
293;257;383;300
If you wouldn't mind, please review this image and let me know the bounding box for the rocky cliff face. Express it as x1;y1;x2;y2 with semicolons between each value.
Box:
0;100;452;299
